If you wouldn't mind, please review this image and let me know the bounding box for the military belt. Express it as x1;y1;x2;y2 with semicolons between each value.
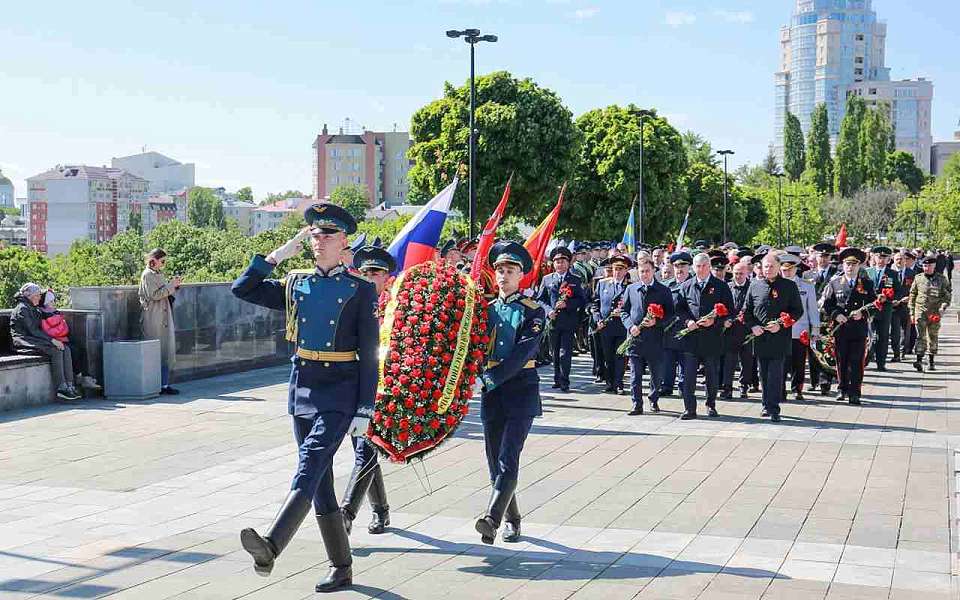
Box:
486;359;536;369
295;348;358;362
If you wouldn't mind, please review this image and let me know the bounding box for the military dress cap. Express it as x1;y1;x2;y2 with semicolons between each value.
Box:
601;254;634;268
706;249;726;259
710;255;728;269
669;251;693;265
456;237;478;253
721;241;739;251
549;246;573;261
902;250;916;259
871;245;893;256
569;241;587;253
784;245;805;256
755;244;772;254
838;247;867;264
439;238;457;257
353;246;397;273
637;242;653;251
371;236;383;248
489;241;534;273
348;232;367;253
304;202;358;235
735;248;755;259
922;255;938;265
779;253;802;266
693;239;710;250
750;252;768;265
812;242;837;254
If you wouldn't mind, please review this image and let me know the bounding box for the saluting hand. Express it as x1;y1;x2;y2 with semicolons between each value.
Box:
267;227;310;265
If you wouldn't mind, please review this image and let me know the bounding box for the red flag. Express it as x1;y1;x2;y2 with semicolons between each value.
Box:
519;184;566;290
836;223;848;249
471;176;512;281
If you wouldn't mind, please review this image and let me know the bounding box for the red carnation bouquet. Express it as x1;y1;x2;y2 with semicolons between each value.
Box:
676;303;729;339
744;311;796;344
368;261;490;463
559;282;573;300
799;330;810;347
617;303;665;354
880;287;895;302
928;313;941;324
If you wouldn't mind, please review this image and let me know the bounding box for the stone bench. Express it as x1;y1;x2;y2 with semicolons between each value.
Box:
0;353;54;411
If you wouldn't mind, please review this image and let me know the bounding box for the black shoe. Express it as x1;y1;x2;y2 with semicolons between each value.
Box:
834;392;847;403
795;391;805;402
770;414;781;422
502;496;521;543
476;481;517;545
708;407;718;417
892;354;901;362
650;401;660;413
928;356;936;371
241;490;312;577
761;408;770;417
749;385;760;393
551;383;560;389
315;511;353;593
720;390;733;400
160;386;180;395
594;376;605;383
679;412;697;420
56;388;81;402
659;389;674;398
876;365;887;372
560;385;570;392
848;396;861;406
617;387;628;395
628;405;643;416
914;354;924;372
740;388;749;399
820;383;830;396
476;516;497;544
368;509;389;535
340;457;378;537
603;386;616;393
366;466;390;534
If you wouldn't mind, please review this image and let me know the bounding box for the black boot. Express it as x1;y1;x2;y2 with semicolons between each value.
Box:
475;479;517;544
914;354;924;372
928;355;936;371
315;511;353;593
502;495;521;543
366;465;390;534
340;458;377;536
241;489;312;576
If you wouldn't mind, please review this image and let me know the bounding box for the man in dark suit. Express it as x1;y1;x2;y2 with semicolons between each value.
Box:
536;246;587;392
743;252;804;422
890;250;916;360
675;253;735;420
809;242;837;395
590;255;633;393
620;258;675;414
721;259;754;400
659;251;693;397
864;246;901;371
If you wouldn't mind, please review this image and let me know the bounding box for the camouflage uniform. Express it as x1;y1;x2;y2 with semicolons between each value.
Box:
909;271;951;356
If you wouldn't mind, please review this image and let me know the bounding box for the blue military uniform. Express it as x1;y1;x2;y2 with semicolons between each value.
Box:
477;241;545;545
590;255;632;393
536;246;587;391
234;202;375;592
620;277;675;413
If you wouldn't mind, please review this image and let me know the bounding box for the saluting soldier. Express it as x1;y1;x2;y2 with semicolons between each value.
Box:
864;246;900;371
909;255;952;372
620;258;675;414
676;253;735;420
536;246;587;392
476;242;546;545
338;246;395;537
822;248;875;405
232;203;377;593
591;254;633;394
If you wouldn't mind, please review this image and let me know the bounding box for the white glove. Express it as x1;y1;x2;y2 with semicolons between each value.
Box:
348;416;370;437
267;228;309;264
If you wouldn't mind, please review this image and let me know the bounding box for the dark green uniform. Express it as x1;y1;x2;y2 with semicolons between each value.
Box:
909;272;951;357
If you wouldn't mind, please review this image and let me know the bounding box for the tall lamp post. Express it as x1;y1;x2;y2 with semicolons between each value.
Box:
773;172;785;247
630;108;655;246
718;149;735;242
446;28;498;239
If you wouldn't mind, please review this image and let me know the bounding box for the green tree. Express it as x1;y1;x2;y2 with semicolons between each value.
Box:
262;190;307;205
747;181;827;246
805;103;833;196
0;247;53;309
885;151;924;194
859;105;892;188
681;130;718;167
566;105;688;241
187;187;225;229
236;186;254;203
128;209;143;235
940;151;960;187
762;144;780;175
329;183;370;222
783;112;806;181
835;96;866;196
681;162;767;244
821;186;904;244
407;71;580;222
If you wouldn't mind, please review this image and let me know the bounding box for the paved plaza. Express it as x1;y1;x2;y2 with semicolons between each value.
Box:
0;321;958;599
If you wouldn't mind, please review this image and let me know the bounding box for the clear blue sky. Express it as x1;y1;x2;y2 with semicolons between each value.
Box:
1;0;956;202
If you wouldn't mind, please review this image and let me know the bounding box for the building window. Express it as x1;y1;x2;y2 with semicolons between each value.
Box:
869;88;877;95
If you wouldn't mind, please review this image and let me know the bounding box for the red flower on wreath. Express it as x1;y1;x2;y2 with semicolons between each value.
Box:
799;330;810;346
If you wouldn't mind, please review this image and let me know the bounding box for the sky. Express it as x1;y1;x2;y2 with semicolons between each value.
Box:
1;0;957;203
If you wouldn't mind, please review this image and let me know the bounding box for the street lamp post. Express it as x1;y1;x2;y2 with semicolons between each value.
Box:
914;193;920;247
446;28;498;239
630;108;655;246
718;150;735;242
773;172;785;247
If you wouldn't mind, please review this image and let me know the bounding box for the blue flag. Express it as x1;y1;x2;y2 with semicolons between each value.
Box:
621;202;636;253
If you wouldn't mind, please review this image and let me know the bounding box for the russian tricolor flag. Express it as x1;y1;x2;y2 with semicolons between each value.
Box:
387;177;458;273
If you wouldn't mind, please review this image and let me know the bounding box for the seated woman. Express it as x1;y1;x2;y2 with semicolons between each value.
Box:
10;283;81;402
38;290;101;392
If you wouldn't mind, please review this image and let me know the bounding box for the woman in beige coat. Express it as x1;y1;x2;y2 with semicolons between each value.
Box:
139;248;182;394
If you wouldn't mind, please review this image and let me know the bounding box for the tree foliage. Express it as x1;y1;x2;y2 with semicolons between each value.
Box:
805;103;833;196
565;105;688;242
236;186;254;203
681;163;767;244
407;71;580;222
187;187;225;229
0;247;54;309
783;112;806;181
885;151;924;194
820;186;905;244
681;130;718;167
329;183;369;222
762;144;780;175
835;96;866;197
859;105;892;188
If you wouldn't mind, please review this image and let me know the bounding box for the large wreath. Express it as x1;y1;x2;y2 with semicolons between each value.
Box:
367;261;490;462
